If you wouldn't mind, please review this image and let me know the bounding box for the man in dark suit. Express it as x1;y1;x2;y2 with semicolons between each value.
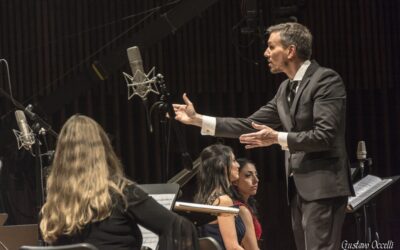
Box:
173;22;354;250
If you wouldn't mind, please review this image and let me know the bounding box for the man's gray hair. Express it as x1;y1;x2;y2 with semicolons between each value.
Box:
267;22;312;60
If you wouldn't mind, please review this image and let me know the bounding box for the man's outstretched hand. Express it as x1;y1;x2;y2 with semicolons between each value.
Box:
239;122;279;149
172;93;202;127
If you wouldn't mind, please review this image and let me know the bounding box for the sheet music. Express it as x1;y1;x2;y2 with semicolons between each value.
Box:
348;175;392;210
139;194;176;250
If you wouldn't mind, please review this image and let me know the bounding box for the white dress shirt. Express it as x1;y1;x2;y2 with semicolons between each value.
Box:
201;60;311;151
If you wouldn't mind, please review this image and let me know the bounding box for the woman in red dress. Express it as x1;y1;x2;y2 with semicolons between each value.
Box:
232;159;262;243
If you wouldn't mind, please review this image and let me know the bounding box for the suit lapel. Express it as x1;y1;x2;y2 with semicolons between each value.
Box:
278;79;293;131
290;61;320;122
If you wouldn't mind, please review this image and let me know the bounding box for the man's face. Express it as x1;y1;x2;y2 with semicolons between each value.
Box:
264;32;290;74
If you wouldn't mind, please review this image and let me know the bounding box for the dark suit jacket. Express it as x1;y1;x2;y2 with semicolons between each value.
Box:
215;60;354;202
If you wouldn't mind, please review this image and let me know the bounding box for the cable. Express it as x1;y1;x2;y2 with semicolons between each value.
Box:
230;0;266;66
13;0;182;58
0;59;18;107
241;0;247;15
0;8;153;121
230;23;264;66
166;115;172;180
9;0;182;108
21;10;157;105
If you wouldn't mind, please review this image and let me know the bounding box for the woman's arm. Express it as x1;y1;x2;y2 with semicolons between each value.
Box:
215;195;244;250
239;206;259;250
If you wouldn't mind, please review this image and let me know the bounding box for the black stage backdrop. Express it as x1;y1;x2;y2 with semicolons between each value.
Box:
0;0;399;249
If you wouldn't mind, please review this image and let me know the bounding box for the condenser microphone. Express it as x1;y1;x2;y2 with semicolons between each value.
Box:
357;141;367;161
356;140;367;177
124;46;160;100
126;46;154;132
127;46;148;99
14;110;35;150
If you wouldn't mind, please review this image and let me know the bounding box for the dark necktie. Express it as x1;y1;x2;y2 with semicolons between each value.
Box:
288;80;299;107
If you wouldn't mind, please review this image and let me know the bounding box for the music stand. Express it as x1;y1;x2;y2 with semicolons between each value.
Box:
347;175;399;212
350;167;359;181
167;158;200;187
138;183;180;250
139;183;180;201
347;175;399;243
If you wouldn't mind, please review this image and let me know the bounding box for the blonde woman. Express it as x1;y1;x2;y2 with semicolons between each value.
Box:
40;114;198;250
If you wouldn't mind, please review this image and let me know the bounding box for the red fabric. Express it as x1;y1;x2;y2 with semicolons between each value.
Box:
234;201;262;240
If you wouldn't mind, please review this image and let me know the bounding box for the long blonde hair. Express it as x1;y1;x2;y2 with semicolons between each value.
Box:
40;115;131;243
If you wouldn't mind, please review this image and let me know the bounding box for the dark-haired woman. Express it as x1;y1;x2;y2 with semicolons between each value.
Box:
232;158;262;243
195;144;259;250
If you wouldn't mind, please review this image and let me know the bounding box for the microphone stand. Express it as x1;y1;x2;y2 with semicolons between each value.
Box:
0;88;57;245
357;157;376;247
0;89;57;138
32;132;44;246
150;74;192;182
359;159;370;245
26;106;59;246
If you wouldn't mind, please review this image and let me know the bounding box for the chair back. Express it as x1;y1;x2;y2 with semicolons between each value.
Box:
0;224;37;250
19;243;98;250
0;213;7;226
198;237;223;250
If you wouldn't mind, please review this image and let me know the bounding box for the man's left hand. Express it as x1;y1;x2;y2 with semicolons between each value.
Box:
239;122;279;149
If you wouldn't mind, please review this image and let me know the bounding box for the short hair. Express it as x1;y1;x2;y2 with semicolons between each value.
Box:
267;22;312;60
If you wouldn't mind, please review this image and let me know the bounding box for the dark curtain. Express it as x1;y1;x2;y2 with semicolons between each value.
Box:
0;0;399;248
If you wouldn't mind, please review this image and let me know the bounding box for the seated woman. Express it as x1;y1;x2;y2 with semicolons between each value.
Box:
232;158;262;243
195;144;258;250
40;114;198;250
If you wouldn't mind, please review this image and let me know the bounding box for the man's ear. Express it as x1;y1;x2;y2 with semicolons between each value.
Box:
287;45;297;59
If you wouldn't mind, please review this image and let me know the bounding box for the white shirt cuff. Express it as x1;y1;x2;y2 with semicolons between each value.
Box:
201;115;216;136
278;132;289;151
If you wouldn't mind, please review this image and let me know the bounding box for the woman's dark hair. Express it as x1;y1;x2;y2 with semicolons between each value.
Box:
231;158;259;216
194;144;233;205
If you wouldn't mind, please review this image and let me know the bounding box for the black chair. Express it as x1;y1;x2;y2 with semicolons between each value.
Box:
0;213;7;226
19;243;98;250
199;237;223;250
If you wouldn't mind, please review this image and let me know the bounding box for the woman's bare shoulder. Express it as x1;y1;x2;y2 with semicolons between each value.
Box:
213;194;233;206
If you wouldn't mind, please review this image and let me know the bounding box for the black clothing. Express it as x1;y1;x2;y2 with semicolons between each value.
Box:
291;191;347;250
198;212;245;250
214;61;354;250
215;61;354;201
287;80;299;107
55;184;198;250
